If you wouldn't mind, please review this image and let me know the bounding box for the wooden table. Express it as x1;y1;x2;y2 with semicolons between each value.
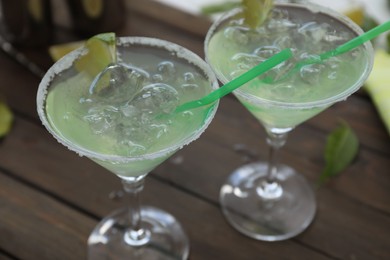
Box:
0;1;389;259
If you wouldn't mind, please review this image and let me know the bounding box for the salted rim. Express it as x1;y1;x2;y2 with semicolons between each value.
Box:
37;37;219;163
204;2;375;109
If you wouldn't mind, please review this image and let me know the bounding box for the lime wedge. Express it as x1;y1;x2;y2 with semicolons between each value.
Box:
74;32;117;78
0;101;13;138
242;0;273;29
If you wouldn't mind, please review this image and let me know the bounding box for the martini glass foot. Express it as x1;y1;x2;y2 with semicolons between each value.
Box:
220;162;316;241
88;206;189;260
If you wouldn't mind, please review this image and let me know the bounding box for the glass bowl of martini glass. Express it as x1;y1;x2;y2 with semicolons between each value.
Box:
205;1;374;241
37;36;219;259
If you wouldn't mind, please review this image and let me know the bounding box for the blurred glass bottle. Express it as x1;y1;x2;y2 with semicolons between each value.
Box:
0;0;52;46
66;0;125;36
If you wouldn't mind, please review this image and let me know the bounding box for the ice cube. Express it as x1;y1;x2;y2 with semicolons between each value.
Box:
115;111;151;150
325;56;341;70
230;69;247;80
266;17;296;34
253;46;281;59
152;73;164;83
183;72;195;83
157;61;176;81
300;63;326;85
180;72;199;90
231;52;264;76
130;83;179;115
298;22;332;48
83;105;119;134
88;63;149;103
273;35;293;49
118;139;147;154
149;123;169;139
119;103;139;118
324;29;351;46
224;26;249;45
232;53;265;67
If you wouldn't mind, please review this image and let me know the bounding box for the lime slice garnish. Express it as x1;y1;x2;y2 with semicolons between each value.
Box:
74;32;117;78
0;101;13;138
242;0;273;29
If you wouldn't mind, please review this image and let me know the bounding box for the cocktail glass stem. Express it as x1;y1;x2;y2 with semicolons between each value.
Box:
121;177;151;246
256;131;287;200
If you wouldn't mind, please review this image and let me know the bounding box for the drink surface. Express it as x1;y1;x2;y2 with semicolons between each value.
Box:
43;39;217;177
206;4;371;130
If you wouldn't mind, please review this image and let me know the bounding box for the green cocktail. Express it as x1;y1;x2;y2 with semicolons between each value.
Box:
205;1;373;241
207;4;371;131
37;37;219;259
44;39;215;178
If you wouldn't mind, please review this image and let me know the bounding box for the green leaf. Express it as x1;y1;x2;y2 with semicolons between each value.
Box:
319;122;359;184
0;101;13;138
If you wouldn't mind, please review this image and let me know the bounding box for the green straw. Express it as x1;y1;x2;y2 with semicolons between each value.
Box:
175;48;293;112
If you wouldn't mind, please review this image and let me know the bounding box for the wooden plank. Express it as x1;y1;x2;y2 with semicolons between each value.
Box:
303;188;390;260
0;172;95;260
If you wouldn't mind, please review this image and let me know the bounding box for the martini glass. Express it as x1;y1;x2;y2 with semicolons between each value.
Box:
205;2;374;241
37;37;219;259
